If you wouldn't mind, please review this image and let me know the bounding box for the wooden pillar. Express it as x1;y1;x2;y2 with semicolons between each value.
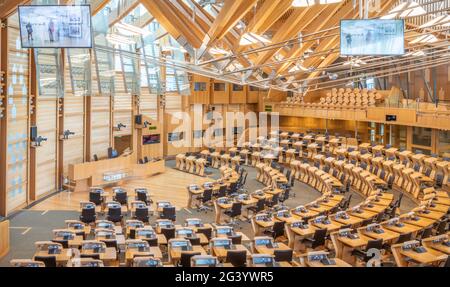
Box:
0;19;8;216
56;50;64;191
29;50;37;201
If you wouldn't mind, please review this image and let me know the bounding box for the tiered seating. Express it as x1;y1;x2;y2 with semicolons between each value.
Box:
281;88;387;110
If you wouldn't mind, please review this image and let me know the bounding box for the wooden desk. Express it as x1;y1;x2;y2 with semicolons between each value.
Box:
81;247;117;263
306;258;352;267
382;223;422;235
361;228;399;243
333;215;364;227
424;241;450;255
212;245;251;260
69;158;165;191
0;220;10;258
53;235;84;248
255;243;291;255
400;248;446;265
125;247;163;265
311;220;343;233
402;216;436;228
169;246;207;263
348;209;378;220
34;248;73;265
415;210;445;221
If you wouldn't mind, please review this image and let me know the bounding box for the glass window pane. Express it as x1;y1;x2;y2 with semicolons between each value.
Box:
412;127;432;147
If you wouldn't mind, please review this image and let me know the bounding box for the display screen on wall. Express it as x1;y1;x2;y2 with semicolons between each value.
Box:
143;134;161;145
340;19;404;56
18;5;93;48
168;132;184;142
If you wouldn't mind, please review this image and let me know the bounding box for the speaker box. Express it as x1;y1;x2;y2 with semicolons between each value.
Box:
135;114;143;125
30;126;37;141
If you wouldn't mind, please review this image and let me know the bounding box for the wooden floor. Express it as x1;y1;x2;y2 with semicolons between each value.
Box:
30;168;212;211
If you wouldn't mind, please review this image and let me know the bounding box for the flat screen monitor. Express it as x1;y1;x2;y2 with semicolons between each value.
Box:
18;5;93;48
143;134;160;145
340;19;404;56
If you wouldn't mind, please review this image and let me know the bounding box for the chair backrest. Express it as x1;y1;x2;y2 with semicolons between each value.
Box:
436;219;447;235
135;207;149;222
274;249;293;262
361;218;373;226
397;232;412;244
271;193;280;205
365;238;383;252
225;250;247;267
34;256;57;267
217;185;227;198
256;199;266;212
230;202;242;217
52;239;69;249
108;206;122;217
80;207;96;223
229;234;242;245
188;237;201;246
162;206;176;221
312;228;327;248
161;227;176;241
272;221;285;239
89;192;102;205
136;191;148;203
197;227;212;240
202;189;213;202
114;192;128;205
144;237;158;247
420;226;433;239
285;169;292;180
180;252;201;267
103;239;118;249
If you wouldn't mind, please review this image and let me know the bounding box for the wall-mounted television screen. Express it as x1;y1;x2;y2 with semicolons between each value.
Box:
340;19;404;56
18;5;92;48
143;134;160;145
168;132;184;142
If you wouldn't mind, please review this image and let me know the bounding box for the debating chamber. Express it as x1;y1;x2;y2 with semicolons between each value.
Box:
0;0;449;270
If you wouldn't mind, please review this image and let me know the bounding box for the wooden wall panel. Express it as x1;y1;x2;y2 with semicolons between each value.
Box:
91;96;111;159
5;14;28;212
62;57;84;175
35;99;57;197
113;72;132;137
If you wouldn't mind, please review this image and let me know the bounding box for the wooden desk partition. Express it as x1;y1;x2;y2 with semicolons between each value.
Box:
0;220;10;258
68;155;165;192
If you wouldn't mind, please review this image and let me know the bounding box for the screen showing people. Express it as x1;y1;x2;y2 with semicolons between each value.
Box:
340;19;404;56
18;5;92;48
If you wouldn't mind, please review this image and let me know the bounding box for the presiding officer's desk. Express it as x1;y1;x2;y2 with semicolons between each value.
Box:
69;153;165;191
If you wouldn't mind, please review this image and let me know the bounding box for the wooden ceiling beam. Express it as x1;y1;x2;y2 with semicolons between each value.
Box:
247;0;292;34
140;0;203;48
254;5;329;67
203;0;257;47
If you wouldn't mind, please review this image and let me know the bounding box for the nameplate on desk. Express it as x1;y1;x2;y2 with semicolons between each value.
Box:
103;172;129;182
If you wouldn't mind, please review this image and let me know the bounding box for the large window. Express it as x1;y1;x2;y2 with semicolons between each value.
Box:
438;130;450;156
214;83;226;91
194;82;207;91
412;127;432;147
232;84;243;91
